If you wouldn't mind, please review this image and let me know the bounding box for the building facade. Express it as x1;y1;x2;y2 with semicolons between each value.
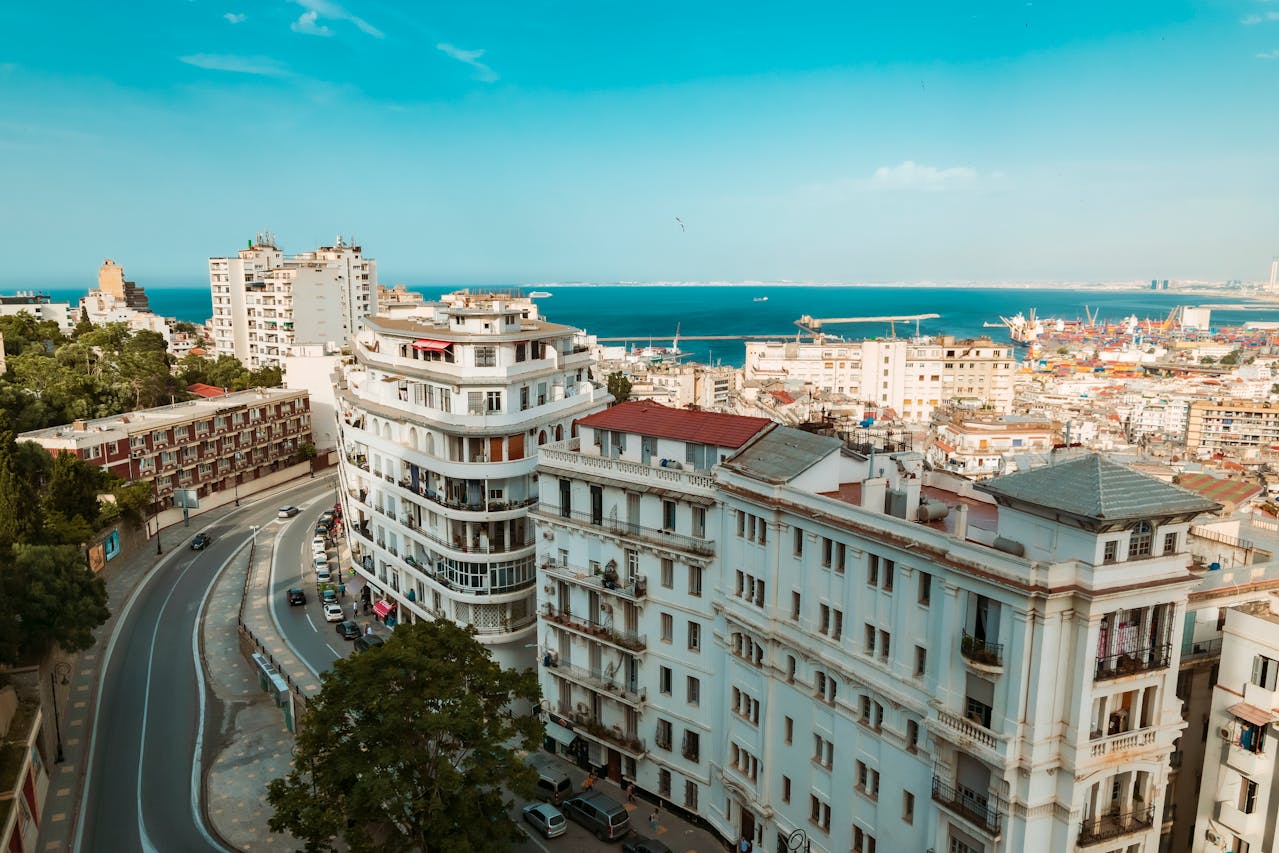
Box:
19;387;312;514
927;415;1057;479
1186;400;1279;458
0;293;75;334
334;291;609;673
209;232;377;368
744;336;1017;423
0;685;46;853
534;414;1222;852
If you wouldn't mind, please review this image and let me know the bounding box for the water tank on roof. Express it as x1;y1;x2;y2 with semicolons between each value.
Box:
1209;562;1221;571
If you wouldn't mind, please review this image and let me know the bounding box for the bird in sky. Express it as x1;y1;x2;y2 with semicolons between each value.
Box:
675;217;685;232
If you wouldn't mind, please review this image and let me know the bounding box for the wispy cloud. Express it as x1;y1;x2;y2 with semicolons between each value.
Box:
862;161;987;192
1242;11;1279;23
223;12;246;24
436;43;498;83
289;0;383;38
179;53;290;77
1258;49;1279;59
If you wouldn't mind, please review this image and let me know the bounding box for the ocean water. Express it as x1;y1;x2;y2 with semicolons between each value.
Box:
32;284;1277;367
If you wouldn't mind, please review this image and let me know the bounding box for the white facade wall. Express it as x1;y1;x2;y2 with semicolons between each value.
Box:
0;297;75;333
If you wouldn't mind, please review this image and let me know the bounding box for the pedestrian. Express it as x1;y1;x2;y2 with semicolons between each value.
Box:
739;835;753;853
338;582;346;600
365;625;373;636
649;809;659;833
626;781;636;804
583;770;596;790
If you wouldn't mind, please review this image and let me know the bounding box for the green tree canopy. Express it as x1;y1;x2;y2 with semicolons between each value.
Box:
1;544;109;662
267;620;542;853
607;371;632;403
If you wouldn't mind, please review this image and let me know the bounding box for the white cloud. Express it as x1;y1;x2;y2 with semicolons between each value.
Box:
436;42;498;83
1258;49;1279;59
223;12;246;24
179;53;290;76
291;9;332;37
864;161;983;192
289;0;383;38
1243;11;1279;23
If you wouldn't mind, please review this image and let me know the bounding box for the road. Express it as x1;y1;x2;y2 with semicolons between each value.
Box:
75;479;332;853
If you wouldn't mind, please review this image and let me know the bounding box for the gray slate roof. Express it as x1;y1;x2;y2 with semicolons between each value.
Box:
976;454;1220;522
725;426;842;484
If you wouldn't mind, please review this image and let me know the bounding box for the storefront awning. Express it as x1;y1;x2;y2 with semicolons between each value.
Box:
1228;702;1279;727
544;721;578;746
412;339;452;352
373;600;397;618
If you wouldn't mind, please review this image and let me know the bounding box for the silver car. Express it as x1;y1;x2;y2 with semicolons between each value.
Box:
522;802;566;839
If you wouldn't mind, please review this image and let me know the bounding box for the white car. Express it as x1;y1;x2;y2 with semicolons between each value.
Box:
312;536;329;551
312;543;328;559
313;555;329;572
316;567;333;584
322;602;344;622
277;505;300;518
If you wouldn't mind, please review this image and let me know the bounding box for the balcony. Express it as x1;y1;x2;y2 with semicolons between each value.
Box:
1077;806;1154;847
546;661;646;708
936;709;1000;752
932;776;1002;836
1180;637;1223;663
1094;643;1171;682
542;561;648;601
960;631;1004;671
1087;728;1157;759
537;508;715;557
570;713;646;757
544;604;646;652
538;438;716;496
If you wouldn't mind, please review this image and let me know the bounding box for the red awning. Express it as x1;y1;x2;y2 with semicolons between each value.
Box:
1228;702;1279;727
373;600;397;618
412;339;452;351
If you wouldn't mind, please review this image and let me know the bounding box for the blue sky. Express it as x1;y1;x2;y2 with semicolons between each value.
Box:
1;1;1277;287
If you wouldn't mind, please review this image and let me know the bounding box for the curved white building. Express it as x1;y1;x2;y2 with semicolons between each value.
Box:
335;291;610;671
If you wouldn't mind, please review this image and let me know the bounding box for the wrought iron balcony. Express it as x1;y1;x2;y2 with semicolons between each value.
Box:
960;631;1004;668
931;776;1002;835
539;508;715;556
1094;643;1171;681
1077;806;1154;847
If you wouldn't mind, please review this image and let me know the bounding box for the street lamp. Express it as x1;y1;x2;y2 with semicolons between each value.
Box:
50;661;71;763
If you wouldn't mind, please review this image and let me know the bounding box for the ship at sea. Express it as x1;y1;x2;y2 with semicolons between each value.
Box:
528;290;553;298
753;296;769;302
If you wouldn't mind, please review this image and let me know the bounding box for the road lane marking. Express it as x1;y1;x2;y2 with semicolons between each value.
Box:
268;489;332;680
306;613;317;631
326;643;342;658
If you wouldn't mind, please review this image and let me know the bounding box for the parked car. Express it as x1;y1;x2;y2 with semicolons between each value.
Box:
323;603;344;622
532;766;573;804
313;555;329;572
321;589;338;606
312;536;329;551
522;802;567;839
353;634;385;653
316;568;333;584
623;839;673;853
190;532;212;551
335;620;360;640
286;587;306;606
277;505;300;518
320;510;336;526
561;792;630;841
314;523;330;538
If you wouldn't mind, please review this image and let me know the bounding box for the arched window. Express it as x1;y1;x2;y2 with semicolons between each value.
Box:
555;424;563;441
1128;521;1154;559
538;430;547;446
571;420;579;438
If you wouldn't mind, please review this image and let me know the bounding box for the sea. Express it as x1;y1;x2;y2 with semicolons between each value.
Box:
32;283;1279;368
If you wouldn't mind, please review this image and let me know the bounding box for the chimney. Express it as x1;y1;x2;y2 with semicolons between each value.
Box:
954;503;969;540
72;419;86;431
861;477;888;513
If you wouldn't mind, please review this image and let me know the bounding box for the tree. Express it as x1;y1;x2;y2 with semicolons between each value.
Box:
0;425;40;549
73;307;95;339
607;371;632;404
267;620;542;853
0;544;109;664
1220;349;1242;366
42;449;105;528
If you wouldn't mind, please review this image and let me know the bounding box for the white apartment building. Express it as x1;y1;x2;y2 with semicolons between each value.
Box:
209;232;377;369
335;291;608;673
927;415;1057;478
0;292;74;334
534;414;1222;852
745;335;1017;423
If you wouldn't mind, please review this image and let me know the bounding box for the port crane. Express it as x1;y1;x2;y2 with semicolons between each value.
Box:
794;313;941;341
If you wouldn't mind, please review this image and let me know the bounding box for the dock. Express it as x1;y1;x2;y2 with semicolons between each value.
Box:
595;334;793;342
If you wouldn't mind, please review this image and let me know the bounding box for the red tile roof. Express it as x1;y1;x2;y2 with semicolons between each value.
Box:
769;390;796;405
187;383;227;398
578;402;770;448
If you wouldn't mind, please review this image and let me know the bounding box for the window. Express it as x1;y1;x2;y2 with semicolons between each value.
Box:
1164;531;1179;554
793;527;804;556
1253;655;1279;690
687;676;700;705
558;478;571;518
656;719;673;750
784;716;793;743
835;542;846;573
915;646;927;677
832;609;843;640
822;537;833;567
864;624;876;656
868;555;879;586
819;604;830;635
474;346;496;367
658;768;671;795
660;613;673;643
918;571;931;606
682;730;700;762
661;558;674;588
907;719;920;751
662;500;676;532
855;761;879;799
786;655;796;682
1128;520;1154;559
688;565;702;597
687;621;701;651
736;510;745;537
1103;540;1118;563
883;561;894;591
1241;778;1258;814
880;630;891;661
813;734;834;768
1232;838;1250;853
809;795;831;832
659;667;672;695
852;827;876;853
902;791;915;824
782;776;791;803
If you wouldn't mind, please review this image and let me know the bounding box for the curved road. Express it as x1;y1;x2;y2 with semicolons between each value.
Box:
75;478;334;853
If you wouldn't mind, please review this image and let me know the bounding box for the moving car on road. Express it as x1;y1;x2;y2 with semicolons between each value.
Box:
190;532;212;551
323;603;344;622
277;505;300;518
522;802;567;839
335;620;360;640
286;588;306;606
353;634;384;653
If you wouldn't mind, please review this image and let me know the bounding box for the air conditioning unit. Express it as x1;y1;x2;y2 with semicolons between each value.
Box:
575;702;589;715
1205;829;1221;845
601;603;613;613
1220;727;1232;741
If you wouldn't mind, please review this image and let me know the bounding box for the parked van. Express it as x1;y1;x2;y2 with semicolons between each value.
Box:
533;767;572;804
561;791;629;841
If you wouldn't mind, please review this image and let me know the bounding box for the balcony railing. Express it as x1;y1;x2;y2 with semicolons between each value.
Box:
960;631;1004;668
542;561;648;600
932;776;1002;836
539;508;715;556
1077;806;1154;847
569;712;645;756
1087;728;1157;758
545;604;646;651
1180;637;1223;662
547;661;646;706
1094;643;1171;681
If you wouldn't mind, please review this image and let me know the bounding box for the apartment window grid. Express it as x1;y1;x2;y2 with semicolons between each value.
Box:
809;795;831;833
1164;531;1178;553
731;687;760;724
813;734;834;769
855;761;879;800
852;827;877;853
814;670;837;705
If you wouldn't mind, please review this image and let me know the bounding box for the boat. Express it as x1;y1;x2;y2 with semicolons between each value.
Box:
529;291;552;298
753;296;769;302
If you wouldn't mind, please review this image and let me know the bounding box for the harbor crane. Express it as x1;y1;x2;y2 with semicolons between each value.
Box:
794;313;941;341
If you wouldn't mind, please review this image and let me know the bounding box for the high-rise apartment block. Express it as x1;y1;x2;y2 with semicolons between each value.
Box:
533;409;1223;852
209;232;377;368
335;291;608;673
